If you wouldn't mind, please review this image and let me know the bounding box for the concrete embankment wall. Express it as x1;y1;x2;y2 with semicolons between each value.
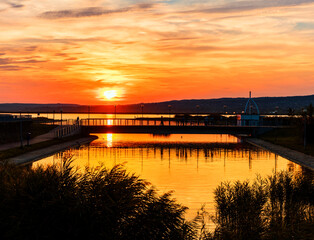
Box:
246;138;314;171
7;135;98;166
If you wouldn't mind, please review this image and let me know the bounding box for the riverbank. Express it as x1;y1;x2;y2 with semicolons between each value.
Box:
2;135;98;165
259;127;314;157
246;138;314;171
0;125;59;152
0;120;56;145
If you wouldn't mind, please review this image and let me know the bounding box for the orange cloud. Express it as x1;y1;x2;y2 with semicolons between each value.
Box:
1;1;314;104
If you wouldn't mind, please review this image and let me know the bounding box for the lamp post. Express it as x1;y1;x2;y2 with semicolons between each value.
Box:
196;105;200;125
141;104;144;118
168;105;172;126
88;105;90;126
140;104;144;126
303;109;307;150
19;112;23;148
53;110;55;126
60;109;63;138
275;106;279;125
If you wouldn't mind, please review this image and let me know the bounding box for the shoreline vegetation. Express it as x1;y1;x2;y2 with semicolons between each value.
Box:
0;159;313;240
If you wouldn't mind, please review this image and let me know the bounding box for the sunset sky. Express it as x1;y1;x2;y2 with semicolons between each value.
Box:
1;0;314;104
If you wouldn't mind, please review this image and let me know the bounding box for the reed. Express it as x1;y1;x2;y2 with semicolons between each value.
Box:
199;171;314;240
0;159;195;240
0;158;312;240
264;171;314;240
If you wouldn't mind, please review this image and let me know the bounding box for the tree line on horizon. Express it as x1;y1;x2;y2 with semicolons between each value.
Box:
0;94;313;114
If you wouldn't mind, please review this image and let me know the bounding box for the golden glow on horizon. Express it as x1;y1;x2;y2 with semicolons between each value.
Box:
103;90;117;100
1;1;314;104
96;88;124;102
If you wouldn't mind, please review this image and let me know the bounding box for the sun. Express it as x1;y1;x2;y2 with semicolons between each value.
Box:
103;90;117;100
97;88;124;102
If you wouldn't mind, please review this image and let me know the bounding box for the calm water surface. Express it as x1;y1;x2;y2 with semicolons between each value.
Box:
34;134;302;219
14;113;176;120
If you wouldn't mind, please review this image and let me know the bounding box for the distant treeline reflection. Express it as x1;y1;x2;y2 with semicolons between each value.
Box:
49;143;301;172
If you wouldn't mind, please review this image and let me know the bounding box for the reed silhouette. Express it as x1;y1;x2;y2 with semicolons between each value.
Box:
197;171;314;240
0;159;195;240
0;159;312;239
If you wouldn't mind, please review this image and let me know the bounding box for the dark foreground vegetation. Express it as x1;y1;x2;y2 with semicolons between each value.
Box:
0;160;313;240
200;171;314;240
0;160;194;240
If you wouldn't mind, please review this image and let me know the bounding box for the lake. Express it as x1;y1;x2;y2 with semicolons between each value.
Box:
33;133;302;220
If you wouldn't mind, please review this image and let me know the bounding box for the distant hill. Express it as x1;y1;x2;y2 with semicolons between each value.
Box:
1;94;313;114
0;103;83;114
127;94;314;114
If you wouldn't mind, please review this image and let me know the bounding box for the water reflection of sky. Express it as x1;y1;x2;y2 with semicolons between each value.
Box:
34;134;302;220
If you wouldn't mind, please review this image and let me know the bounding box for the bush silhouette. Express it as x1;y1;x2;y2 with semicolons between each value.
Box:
0;159;195;240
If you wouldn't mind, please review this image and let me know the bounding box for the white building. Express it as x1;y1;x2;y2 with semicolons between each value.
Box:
237;92;262;126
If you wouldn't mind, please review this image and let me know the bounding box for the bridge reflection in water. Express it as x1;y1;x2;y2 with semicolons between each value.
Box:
34;133;303;220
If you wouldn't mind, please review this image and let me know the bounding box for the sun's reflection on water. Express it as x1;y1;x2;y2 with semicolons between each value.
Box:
106;133;113;148
34;134;304;221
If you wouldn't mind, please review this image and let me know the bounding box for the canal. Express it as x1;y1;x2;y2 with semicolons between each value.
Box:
33;133;302;220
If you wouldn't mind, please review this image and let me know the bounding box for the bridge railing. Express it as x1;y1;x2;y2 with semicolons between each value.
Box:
54;122;81;138
80;118;213;127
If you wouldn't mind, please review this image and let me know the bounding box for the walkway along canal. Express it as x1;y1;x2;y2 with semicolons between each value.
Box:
246;138;314;171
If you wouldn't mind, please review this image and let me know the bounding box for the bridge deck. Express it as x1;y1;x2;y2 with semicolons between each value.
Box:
81;118;208;127
80;118;273;135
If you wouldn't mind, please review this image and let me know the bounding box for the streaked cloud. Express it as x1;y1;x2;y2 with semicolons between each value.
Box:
295;22;314;30
39;3;156;19
185;0;314;14
1;0;314;104
0;1;24;13
8;3;24;8
0;65;22;71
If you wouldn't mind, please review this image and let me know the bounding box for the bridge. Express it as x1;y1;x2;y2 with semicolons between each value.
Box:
80;118;275;136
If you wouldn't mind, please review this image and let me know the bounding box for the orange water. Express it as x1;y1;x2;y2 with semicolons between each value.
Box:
34;134;302;220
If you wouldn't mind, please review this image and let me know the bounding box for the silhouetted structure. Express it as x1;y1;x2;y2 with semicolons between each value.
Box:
237;92;262;126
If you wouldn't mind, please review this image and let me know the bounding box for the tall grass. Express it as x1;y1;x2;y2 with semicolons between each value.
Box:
0;159;312;239
264;172;314;240
198;171;314;240
213;177;267;239
0;159;195;240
